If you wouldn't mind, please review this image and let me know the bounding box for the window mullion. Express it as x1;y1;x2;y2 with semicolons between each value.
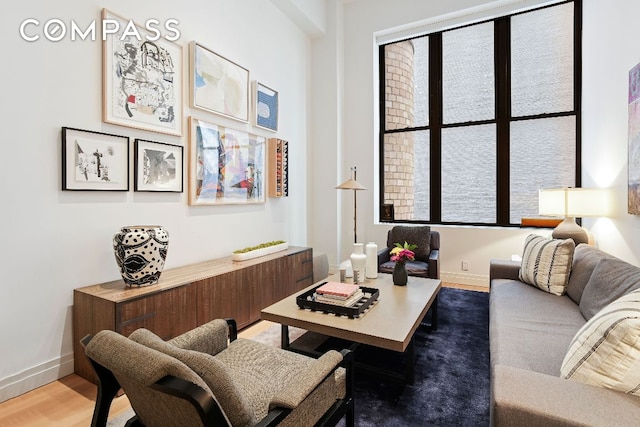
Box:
378;44;386;218
429;34;443;223
574;0;582;187
495;17;511;225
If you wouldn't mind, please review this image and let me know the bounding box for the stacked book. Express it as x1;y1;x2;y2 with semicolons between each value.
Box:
314;282;363;307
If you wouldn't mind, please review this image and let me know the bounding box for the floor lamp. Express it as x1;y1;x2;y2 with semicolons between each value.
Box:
336;166;366;243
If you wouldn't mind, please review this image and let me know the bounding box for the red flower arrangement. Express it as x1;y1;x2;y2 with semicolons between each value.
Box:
390;241;417;265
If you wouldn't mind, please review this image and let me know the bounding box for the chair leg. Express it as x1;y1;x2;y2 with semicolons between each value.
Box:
342;349;355;427
89;360;122;427
345;398;355;427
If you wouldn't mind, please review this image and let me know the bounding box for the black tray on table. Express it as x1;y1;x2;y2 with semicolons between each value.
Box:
296;282;379;319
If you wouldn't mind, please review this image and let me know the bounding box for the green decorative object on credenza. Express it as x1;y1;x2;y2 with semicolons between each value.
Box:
113;225;169;287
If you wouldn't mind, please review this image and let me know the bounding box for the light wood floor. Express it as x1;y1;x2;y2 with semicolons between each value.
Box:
0;282;486;427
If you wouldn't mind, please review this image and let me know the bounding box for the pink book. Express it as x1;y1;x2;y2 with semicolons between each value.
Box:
316;281;359;298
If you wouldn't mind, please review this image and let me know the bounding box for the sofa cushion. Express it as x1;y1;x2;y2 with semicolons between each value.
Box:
379;260;429;277
519;234;575;296
579;258;640;320
490;279;586;376
561;290;640;396
492;364;640;427
566;244;616;305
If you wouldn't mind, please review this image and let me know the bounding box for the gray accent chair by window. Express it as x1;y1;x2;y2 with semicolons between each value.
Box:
378;225;440;279
81;318;354;427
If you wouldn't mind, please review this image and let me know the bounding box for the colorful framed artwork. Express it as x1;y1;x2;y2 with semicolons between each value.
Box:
62;127;129;191
102;9;183;136
134;139;183;192
190;42;249;123
629;62;640;214
254;81;279;132
188;117;265;205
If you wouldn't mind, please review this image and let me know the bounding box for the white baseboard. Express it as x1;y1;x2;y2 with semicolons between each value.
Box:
0;353;74;403
442;271;490;289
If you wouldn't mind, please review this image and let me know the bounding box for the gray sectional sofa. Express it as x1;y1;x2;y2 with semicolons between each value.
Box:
489;243;640;426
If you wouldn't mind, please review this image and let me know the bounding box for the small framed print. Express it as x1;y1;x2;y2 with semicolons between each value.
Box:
134;139;183;192
191;41;250;123
62;127;129;191
380;204;395;222
254;81;278;132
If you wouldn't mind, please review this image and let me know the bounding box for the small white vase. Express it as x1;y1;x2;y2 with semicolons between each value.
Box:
365;242;378;279
350;243;367;283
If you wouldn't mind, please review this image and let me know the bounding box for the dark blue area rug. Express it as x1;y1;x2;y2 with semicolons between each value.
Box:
336;286;490;426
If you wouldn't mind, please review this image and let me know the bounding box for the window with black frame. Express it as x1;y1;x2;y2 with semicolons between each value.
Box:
379;0;581;227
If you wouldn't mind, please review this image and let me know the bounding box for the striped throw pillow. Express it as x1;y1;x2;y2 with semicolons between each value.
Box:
519;234;575;296
560;290;640;396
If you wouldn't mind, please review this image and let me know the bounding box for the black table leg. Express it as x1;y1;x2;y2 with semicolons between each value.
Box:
406;336;416;385
281;324;290;349
431;295;438;331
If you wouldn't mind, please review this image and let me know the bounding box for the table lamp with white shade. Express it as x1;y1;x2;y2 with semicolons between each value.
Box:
538;188;611;245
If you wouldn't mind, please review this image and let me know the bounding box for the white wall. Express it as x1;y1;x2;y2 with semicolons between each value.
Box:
581;0;640;265
0;0;311;401
310;0;640;286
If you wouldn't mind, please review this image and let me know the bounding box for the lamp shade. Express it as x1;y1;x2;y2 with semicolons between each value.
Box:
538;188;611;218
336;179;366;190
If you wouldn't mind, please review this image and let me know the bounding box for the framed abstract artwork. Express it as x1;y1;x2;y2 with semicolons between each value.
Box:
190;42;249;123
254;81;278;132
102;9;183;136
629;62;640;214
62;127;129;191
188;117;265;205
134;139;183;192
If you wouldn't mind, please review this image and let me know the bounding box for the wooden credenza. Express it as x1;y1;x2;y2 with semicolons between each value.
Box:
73;246;313;382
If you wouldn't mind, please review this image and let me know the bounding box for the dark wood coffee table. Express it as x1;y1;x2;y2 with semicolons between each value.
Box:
261;273;441;383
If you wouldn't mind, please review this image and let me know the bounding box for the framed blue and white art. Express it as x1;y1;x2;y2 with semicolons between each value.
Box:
254;81;279;132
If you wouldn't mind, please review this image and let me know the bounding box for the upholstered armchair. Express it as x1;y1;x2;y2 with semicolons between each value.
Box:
378;226;440;279
82;319;354;427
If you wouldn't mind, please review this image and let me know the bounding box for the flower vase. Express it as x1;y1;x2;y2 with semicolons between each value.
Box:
113;225;169;287
350;243;367;284
392;262;408;286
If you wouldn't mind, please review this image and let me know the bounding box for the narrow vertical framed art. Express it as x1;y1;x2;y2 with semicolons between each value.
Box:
102;9;183;136
254;81;278;132
629;62;640;214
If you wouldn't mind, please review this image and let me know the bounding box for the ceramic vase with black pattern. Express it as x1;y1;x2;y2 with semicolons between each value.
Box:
113;226;169;287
